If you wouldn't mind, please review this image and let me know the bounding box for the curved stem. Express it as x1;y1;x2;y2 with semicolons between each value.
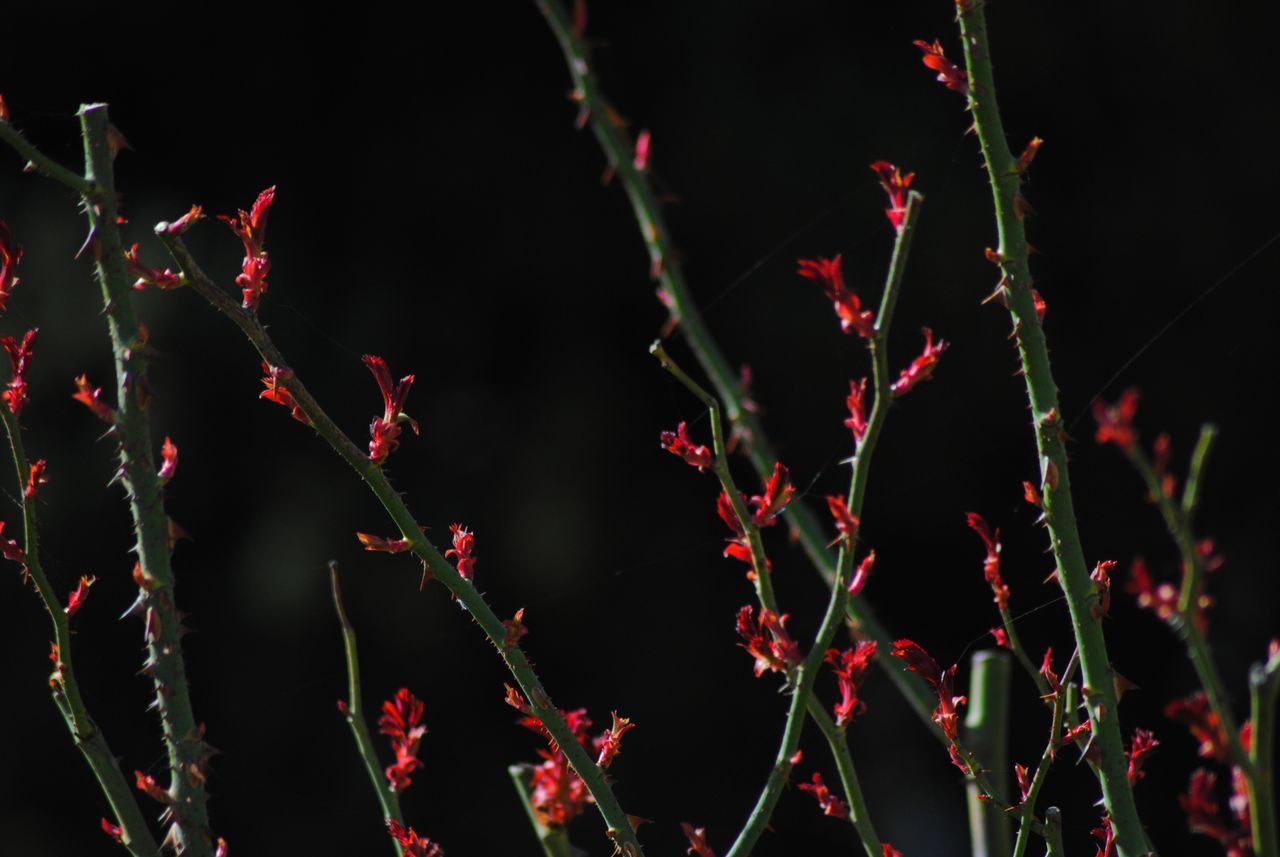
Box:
156;232;647;857
79;104;213;856
0;118;92;194
330;563;404;856
2;407;160;856
531;0;943;740
1011;651;1076;857
953;5;1148;853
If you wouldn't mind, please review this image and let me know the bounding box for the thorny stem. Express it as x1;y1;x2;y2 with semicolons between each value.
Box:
79;104;213;856
1249;651;1280;857
719;193;923;857
650;341;879;857
509;765;581;857
962;650;1012;857
953;4;1148;853
1011;650;1077;857
997;601;1051;697
155;233;647;857
1;407;160;857
532;0;944;742
0;117;92;195
330;563;404;857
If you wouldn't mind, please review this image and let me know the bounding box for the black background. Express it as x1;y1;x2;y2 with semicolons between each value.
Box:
1;2;1277;855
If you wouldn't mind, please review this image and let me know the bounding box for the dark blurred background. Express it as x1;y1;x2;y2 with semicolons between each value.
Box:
1;2;1277;854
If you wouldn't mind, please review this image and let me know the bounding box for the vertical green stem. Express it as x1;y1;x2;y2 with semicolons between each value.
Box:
79;104;212;856
330;564;404;856
952;6;1147;853
1249;653;1280;857
962;650;1012;857
1043;807;1065;857
509;765;581;857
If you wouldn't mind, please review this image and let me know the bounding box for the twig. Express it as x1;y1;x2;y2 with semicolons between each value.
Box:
155;230;648;857
509;765;582;857
962;650;1011;857
952;4;1148;852
0;117;92;195
1249;649;1280;857
1011;650;1077;857
330;563;404;857
1;406;160;856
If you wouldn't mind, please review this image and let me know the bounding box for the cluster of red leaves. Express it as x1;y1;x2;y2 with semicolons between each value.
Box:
0;218;21;313
2;327;35;415
913;39;968;95
660;421;713;471
889;328;948;397
25;459;47;500
681;823;717;857
259;363;308;424
713;462;793;571
845;378;868;445
1179;768;1252;857
1093;388;1139;452
1126;557;1179;622
1126;727;1159;785
1166;691;1230;764
890;640;967;745
377;688;427;793
219;186;275;310
124;243;182;291
797;771;848;819
824;641;877;727
387;820;445;857
357;531;412;554
158;437;179;485
797;255;875;338
826;495;859;544
505;686;635;828
72;374;116;423
735;605;801;677
870;161;914;232
964;513;1008;610
445;523;476;582
64;575;95;618
0;520;26;565
363;354;418;465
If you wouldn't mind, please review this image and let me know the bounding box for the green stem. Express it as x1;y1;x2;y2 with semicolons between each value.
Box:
509;765;581;857
330;563;404;856
531;0;943;741
807;702;880;857
1180;424;1217;525
156;232;646;857
962;650;1012;857
1011;651;1076;857
0;118;92;195
953;5;1148;853
2;407;160;856
79;104;212;856
1043;807;1065;857
1249;650;1280;857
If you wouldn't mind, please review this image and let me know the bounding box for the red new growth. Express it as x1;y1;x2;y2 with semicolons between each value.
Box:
634;129;652;171
72;375;115;423
882;846;905;857
890;328;948;397
387;820;445;857
1166;691;1229;763
715;490;756;567
848;550;875;598
24;459;47;499
594;711;637;768
356;532;412;553
749;461;794;528
870;161;914;232
158;437;179;485
965;513;1008;610
65;575;96;617
798;771;849;819
259;363;309;424
100;818;123;844
445;523;476;582
1040;647;1061;694
825;641;877;726
913;38;969;95
826;495;859;542
681;823;718;857
845;378;869;445
1127;728;1159;784
124;243;182;291
161;204;205;236
1091;560;1115;618
736;605;801;677
219;186;275;310
1015;763;1032;803
660;421;714;471
378;687;427;793
890;639;967;740
2;328;36;416
363;354;419;465
134;770;169;804
1093;388;1140;451
797;255;876;338
0;520;26;565
0;218;21;313
1126;557;1180;622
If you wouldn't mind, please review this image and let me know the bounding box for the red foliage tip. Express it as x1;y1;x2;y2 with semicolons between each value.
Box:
1016;137;1044;173
1127;728;1159;784
797;255;876;338
219;186;276;310
1015;762;1032;803
749;461;794;528
1022;480;1042;508
1166;691;1230;763
503;608;528;648
387;820;445;857
0;218;22;313
363;354;419;465
890;639;966;740
845;378;869;445
1179;767;1251;853
100;818;124;843
913;39;969;95
72;374;116;423
681;823;718;857
134;770;169;804
445;523;476;582
1091;814;1116;857
990;626;1010;649
24;459;48;500
0;94;8;123
660;421;714;471
826;495;859;542
124;243;182;291
798;771;849;819
965;513;1008;610
870;161;914;232
825;641;877;726
0;520;26;565
1090;560;1115;618
890;327;948;397
2;328;37;416
634;129;652;172
378;687;427;793
594;711;636;768
162;204;205;236
1040;647;1061;694
1126;557;1180;623
258;363;309;424
1093;388;1139;451
736;605;801;677
65;575;96;617
848;550;875;598
882;846;905;857
356;531;412;553
158;437;179;485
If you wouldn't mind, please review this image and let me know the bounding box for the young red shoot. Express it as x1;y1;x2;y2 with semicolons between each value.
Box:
0;218;21;313
158;437;179;485
825;641;877;727
258;363;309;425
1166;691;1229;763
1126;728;1159;784
965;512;1008;610
124;243;182;290
890;328;948;397
100;818;124;844
363;355;419;465
797;771;849;818
387;820;445;857
71;375;116;423
749;461;794;528
659;421;713;471
64;575;96;617
24;459;47;499
913;39;969;95
0;520;26;565
356;532;413;554
378;687;427;793
845;378;869;445
1093;388;1140;452
2;328;36;416
797;255;875;338
445;523;476;582
219;186;276;310
681;823;718;857
890;639;967;741
870;161;914;232
736;605;801;677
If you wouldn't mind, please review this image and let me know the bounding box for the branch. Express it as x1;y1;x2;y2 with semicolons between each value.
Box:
0;116;92;195
1;406;160;856
1011;650;1076;857
1249;647;1280;857
962;650;1011;857
330;563;404;856
952;5;1148;853
509;765;583;857
531;0;943;741
156;230;648;857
